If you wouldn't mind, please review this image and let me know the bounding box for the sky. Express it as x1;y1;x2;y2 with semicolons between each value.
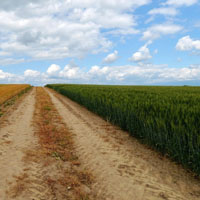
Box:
0;0;200;86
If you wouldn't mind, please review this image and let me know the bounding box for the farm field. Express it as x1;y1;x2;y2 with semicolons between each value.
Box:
0;85;200;199
46;84;200;175
0;84;30;105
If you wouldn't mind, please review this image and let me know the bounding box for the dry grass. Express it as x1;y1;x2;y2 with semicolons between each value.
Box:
0;84;30;105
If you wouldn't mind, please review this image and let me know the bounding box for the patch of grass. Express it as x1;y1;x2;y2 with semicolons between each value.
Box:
51;151;65;161
43;105;51;111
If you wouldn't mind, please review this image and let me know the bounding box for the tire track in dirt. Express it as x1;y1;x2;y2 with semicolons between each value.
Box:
19;163;57;200
0;88;36;199
46;88;200;200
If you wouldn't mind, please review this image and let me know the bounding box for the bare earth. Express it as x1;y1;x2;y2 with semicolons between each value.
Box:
0;87;200;200
0;88;36;199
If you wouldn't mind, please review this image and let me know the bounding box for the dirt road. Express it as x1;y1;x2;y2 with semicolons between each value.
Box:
0;87;200;200
0;88;92;200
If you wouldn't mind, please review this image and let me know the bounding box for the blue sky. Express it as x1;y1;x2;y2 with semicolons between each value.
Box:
0;0;200;85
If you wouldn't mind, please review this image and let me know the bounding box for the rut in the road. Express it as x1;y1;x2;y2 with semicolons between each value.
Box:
46;88;200;200
0;89;36;199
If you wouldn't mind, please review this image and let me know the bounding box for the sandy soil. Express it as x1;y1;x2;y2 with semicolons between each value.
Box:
0;88;55;199
46;88;200;200
0;88;36;199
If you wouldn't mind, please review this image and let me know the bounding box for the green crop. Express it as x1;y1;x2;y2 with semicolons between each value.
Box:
46;84;200;175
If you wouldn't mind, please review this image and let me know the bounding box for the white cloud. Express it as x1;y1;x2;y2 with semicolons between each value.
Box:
148;7;178;16
0;14;112;59
142;23;183;41
164;0;198;7
88;65;109;77
64;0;152;11
59;61;83;80
103;50;119;63
24;69;41;77
0;0;42;11
0;51;11;56
2;62;200;85
0;0;152;63
129;44;152;62
176;35;200;51
77;8;136;29
47;64;61;76
86;64;200;83
0;70;14;80
158;65;200;81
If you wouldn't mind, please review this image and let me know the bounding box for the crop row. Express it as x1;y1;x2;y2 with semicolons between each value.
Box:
46;84;200;175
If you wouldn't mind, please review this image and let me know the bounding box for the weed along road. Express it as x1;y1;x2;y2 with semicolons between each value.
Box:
0;87;200;200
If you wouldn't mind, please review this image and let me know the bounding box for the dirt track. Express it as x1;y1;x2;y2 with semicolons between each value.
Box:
0;88;36;199
0;87;200;200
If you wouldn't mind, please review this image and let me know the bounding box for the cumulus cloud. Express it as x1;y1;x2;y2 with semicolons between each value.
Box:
103;50;119;63
88;65;109;79
176;35;200;51
158;65;200;81
142;23;183;41
164;0;198;7
65;63;200;84
129;44;152;62
0;0;152;63
59;61;83;80
0;70;14;80
24;69;41;77
148;7;178;16
2;62;200;85
47;64;61;76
